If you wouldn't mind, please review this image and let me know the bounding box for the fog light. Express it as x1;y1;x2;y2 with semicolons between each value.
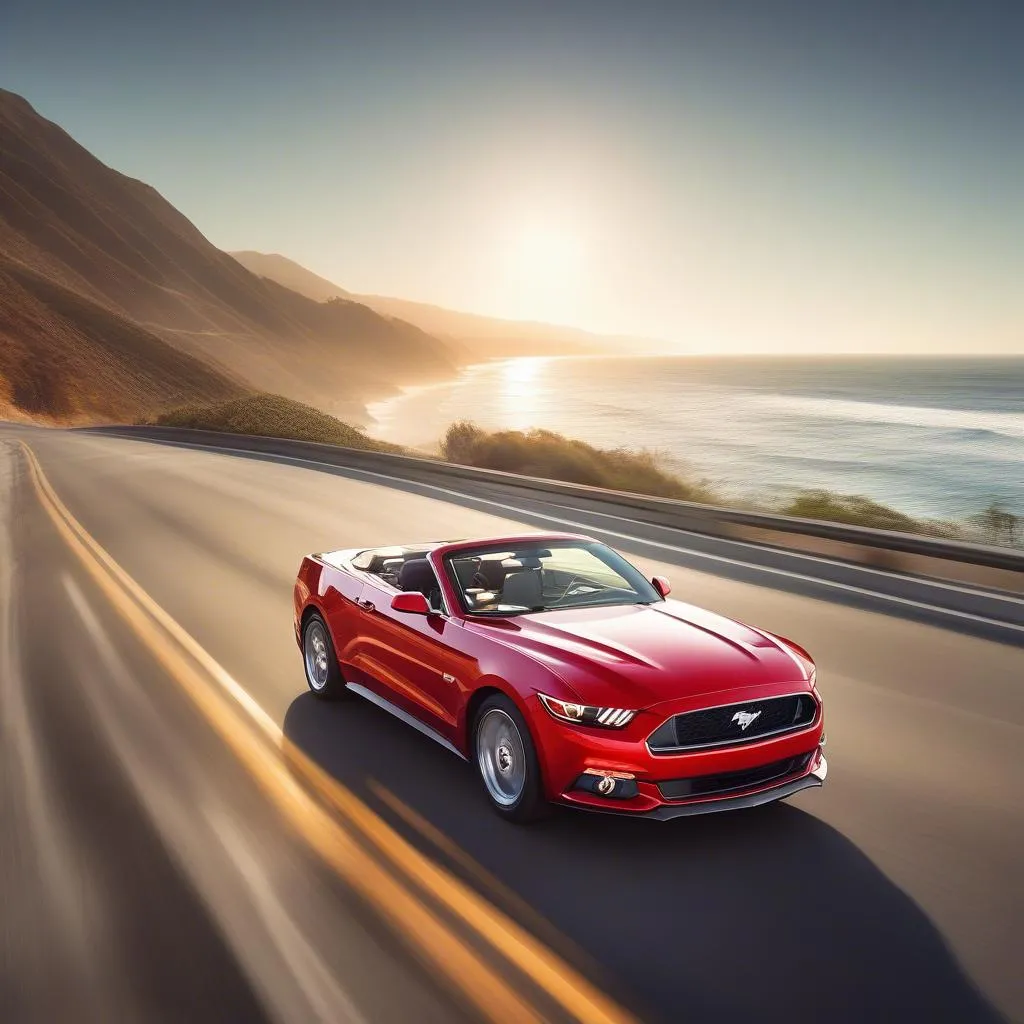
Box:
574;769;639;800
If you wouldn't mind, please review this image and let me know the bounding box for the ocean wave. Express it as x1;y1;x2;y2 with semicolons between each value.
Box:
744;393;1024;440
363;356;1024;517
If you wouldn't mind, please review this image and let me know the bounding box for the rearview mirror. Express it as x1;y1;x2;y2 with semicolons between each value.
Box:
391;592;431;615
651;575;671;598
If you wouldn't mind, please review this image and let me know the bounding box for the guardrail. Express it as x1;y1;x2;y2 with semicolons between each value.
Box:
83;425;1024;593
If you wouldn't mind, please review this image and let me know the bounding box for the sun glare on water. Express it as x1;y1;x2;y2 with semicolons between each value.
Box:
498;356;548;432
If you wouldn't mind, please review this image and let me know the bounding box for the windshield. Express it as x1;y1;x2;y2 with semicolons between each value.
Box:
445;540;661;616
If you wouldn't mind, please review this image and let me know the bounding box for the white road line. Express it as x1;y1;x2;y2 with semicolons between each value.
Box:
207;809;371;1024
96;437;1024;636
0;448;114;1012
62;572;369;1024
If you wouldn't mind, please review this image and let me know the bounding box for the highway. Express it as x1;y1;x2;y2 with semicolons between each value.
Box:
1;423;1021;1024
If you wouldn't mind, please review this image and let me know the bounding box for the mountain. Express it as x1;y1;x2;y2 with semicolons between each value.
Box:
0;255;238;423
230;250;675;359
231;250;352;303
0;89;456;423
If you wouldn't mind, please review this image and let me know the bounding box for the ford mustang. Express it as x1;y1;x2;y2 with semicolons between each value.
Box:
293;533;826;822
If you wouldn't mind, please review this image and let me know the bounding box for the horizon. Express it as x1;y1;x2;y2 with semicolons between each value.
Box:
4;0;1022;354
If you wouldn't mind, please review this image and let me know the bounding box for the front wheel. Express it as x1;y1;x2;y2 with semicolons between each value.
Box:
473;695;547;823
302;613;349;700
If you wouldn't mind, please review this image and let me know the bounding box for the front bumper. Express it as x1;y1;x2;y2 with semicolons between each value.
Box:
579;753;827;821
527;690;826;819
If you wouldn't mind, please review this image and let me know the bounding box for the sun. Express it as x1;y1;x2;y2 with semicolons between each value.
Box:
509;221;583;283
495;209;588;321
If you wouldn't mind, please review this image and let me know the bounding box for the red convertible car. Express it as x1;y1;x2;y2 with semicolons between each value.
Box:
293;533;826;822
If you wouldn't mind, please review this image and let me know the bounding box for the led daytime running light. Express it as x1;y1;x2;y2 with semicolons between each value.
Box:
539;693;635;729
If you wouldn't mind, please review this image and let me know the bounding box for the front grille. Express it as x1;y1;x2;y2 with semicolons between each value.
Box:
658;752;814;801
647;693;817;753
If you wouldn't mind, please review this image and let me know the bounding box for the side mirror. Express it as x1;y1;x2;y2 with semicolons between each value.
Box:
391;591;431;615
651;575;671;598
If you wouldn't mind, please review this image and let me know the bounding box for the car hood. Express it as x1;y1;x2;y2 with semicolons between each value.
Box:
475;600;811;708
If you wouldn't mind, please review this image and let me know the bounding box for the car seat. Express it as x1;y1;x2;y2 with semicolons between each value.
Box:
501;568;544;609
397;558;443;611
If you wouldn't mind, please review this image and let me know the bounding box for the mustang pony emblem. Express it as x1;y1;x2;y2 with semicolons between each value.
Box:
732;709;762;730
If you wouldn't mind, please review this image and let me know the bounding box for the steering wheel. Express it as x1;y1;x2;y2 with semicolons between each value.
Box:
550;576;592;604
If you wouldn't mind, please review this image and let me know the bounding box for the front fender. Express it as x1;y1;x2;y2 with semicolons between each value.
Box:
458;673;529;755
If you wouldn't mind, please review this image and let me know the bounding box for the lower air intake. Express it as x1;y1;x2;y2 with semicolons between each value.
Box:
658;752;814;801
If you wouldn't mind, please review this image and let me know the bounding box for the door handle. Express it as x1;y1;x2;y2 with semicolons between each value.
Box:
357;599;376;611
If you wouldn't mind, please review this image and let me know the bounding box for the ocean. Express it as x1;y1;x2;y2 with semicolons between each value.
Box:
366;356;1024;521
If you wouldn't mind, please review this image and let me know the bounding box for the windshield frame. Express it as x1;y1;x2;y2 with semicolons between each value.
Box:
442;539;662;617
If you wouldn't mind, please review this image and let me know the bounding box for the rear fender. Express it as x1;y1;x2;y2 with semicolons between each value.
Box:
293;556;325;645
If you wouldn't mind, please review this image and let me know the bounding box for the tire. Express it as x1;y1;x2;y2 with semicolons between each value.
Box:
473;694;547;823
302;613;349;700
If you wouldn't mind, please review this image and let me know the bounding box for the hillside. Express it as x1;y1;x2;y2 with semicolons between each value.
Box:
150;393;402;452
230;250;675;358
230;251;353;303
0;255;239;422
0;89;457;423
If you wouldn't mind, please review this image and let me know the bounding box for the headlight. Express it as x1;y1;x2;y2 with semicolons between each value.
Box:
538;693;635;728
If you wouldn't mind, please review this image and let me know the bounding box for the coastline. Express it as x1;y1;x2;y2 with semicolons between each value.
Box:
360;353;1024;523
363;356;546;449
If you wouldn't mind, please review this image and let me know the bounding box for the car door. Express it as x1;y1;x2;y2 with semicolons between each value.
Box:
318;565;375;685
353;577;474;741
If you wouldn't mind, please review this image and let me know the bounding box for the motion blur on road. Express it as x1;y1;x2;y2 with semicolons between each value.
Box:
2;425;1021;1024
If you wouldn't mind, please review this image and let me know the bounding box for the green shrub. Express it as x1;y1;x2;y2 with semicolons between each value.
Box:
967;501;1021;546
440;420;714;501
149;393;402;452
782;489;948;535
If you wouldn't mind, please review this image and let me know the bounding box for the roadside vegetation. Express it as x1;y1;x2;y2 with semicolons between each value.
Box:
440;420;716;502
965;501;1022;548
146;393;403;453
440;422;1021;548
140;403;1021;549
779;492;1020;545
780;490;953;536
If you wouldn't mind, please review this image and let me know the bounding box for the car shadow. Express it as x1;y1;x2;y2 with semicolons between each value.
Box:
284;692;1006;1024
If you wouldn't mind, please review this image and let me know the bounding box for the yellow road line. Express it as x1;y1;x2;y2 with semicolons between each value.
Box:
20;442;639;1024
368;779;603;986
368;779;561;939
291;751;635;1024
20;442;539;1024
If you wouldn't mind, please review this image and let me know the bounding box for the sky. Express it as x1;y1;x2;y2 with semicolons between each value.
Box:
3;0;1023;353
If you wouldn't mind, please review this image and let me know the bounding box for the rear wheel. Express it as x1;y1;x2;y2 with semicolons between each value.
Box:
302;614;348;700
473;695;547;823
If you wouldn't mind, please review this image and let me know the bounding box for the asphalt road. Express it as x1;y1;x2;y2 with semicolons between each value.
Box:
2;424;1021;1024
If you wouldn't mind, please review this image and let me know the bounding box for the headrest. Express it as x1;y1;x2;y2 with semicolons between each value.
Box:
398;558;436;593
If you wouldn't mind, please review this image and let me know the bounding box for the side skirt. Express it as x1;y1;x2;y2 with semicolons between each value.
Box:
346;682;467;761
